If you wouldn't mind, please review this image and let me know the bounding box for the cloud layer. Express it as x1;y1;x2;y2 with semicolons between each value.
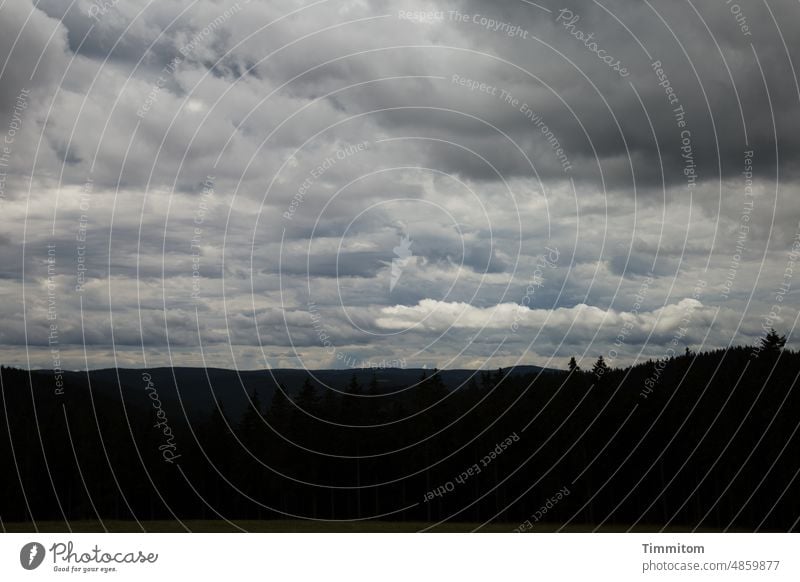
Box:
1;0;799;370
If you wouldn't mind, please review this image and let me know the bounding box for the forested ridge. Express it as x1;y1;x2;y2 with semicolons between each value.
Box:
1;333;798;530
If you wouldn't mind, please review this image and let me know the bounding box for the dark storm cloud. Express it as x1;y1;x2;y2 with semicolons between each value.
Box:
0;1;68;122
36;0;178;71
445;0;799;194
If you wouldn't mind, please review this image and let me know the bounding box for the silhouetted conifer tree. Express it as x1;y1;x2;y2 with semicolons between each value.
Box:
368;372;379;395
239;389;264;443
296;377;319;412
591;355;609;378
268;383;291;433
759;328;786;354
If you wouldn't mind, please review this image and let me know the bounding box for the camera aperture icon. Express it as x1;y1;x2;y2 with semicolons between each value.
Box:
390;234;413;293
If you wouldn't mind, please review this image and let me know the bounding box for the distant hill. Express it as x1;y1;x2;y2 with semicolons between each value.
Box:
6;345;800;530
35;365;558;422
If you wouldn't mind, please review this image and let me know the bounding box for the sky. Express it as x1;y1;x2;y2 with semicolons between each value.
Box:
1;0;799;371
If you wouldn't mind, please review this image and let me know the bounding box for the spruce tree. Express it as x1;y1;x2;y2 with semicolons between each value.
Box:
368;372;379;395
759;328;786;354
296;377;319;412
268;383;291;433
568;356;580;372
239;389;263;443
591;355;610;378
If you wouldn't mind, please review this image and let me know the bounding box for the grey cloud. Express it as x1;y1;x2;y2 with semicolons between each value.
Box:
2;0;800;370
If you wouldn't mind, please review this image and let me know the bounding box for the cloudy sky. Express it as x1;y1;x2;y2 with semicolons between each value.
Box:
1;0;799;371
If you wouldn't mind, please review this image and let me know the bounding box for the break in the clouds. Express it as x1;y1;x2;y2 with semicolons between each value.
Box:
1;0;799;370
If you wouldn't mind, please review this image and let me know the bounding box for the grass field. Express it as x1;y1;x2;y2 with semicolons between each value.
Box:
1;520;704;533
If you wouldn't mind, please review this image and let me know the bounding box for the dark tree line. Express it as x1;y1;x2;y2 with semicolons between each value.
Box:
1;334;799;530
